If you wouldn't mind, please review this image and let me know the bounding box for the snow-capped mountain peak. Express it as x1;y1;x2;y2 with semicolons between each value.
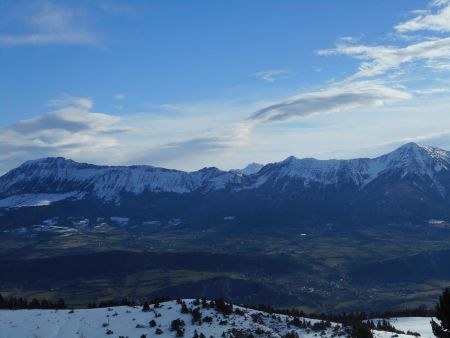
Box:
231;163;264;176
383;142;449;164
379;142;450;177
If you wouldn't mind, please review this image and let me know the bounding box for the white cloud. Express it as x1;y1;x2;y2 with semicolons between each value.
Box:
0;2;97;46
0;95;133;173
396;1;450;32
114;93;126;100
7;109;122;135
319;37;450;79
414;87;450;94
431;0;450;7
254;70;293;82
248;81;411;123
47;93;94;110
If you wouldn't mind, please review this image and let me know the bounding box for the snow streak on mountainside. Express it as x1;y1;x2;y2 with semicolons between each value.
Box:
0;142;449;206
0;192;85;208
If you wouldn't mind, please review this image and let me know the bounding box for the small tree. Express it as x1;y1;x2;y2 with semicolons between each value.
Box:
171;318;186;332
350;322;373;338
431;288;450;337
142;301;150;312
214;298;233;316
192;307;202;324
181;302;189;314
282;331;300;338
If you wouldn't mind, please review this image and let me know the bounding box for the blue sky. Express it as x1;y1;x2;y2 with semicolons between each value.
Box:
2;0;450;173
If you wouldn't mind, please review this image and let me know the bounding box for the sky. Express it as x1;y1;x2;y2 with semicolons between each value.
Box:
2;0;450;173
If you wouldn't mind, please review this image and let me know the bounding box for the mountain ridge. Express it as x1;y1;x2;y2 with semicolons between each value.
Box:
1;142;450;206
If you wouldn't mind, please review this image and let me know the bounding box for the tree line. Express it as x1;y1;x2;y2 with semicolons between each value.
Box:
0;294;66;310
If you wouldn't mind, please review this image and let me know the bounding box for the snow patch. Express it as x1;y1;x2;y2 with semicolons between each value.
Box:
0;192;85;208
110;217;129;226
371;317;435;338
428;219;446;225
232;163;264;176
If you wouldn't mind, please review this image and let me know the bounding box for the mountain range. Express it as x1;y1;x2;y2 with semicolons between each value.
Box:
1;142;450;199
1;142;450;226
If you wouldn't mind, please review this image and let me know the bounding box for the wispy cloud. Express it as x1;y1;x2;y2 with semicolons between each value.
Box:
318;37;450;79
131;120;254;167
395;1;450;33
254;70;293;82
0;2;97;46
318;0;450;81
414;87;450;94
136;137;229;165
248;81;411;123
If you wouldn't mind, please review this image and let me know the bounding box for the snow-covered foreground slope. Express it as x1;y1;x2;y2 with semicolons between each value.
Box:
372;317;434;338
0;299;434;338
390;317;434;337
